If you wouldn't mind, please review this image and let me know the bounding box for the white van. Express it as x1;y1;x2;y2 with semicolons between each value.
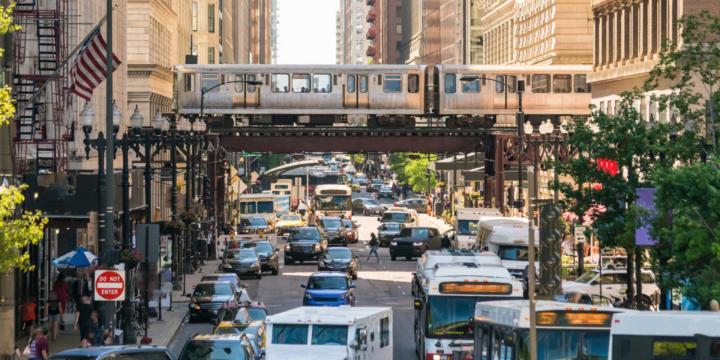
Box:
265;306;393;360
453;208;502;249
476;217;538;278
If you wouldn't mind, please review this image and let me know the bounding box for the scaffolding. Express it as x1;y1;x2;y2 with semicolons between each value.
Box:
12;0;73;174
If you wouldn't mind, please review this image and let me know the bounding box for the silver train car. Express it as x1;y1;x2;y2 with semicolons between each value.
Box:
175;64;591;127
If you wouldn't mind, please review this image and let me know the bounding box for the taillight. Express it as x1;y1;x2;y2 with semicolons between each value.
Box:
425;354;450;360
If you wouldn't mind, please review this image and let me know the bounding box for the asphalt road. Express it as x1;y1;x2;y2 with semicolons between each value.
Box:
169;201;449;360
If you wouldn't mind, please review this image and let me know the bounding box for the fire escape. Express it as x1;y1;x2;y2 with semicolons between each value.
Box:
12;0;72;174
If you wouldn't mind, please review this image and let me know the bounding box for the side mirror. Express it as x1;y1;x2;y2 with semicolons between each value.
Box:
413;298;423;310
300;284;307;288
349;339;359;350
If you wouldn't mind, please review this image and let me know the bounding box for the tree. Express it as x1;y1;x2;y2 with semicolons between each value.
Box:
0;185;47;272
388;153;437;193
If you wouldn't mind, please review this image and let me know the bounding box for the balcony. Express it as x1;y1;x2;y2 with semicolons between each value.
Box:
366;46;377;57
366;0;375;5
366;10;376;23
366;27;377;40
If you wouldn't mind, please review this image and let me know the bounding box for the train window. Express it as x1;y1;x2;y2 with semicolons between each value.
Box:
444;73;456;93
313;74;332;93
234;74;244;92
347;75;356;93
531;74;551;93
184;74;193;92
292;73;311;93
359;75;368;93
383;74;402;93
462;75;480;93
247;74;257;93
408;74;419;93
553;74;572;93
507;76;516;93
271;74;289;93
202;74;220;93
574;74;590;93
496;76;505;93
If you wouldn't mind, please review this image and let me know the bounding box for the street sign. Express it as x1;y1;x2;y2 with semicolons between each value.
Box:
94;270;126;301
574;226;587;243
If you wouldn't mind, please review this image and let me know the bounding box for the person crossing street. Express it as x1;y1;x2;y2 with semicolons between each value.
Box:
367;233;380;262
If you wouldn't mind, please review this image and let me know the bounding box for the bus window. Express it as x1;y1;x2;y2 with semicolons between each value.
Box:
531;74;550;93
408;74;419;93
257;201;274;213
462;75;480;93
652;340;697;357
553;74;572;93
444;73;456;93
574;74;590;93
383;74;402;93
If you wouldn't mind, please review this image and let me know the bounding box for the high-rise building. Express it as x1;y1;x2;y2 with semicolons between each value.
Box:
250;0;274;64
364;0;406;64
337;0;372;64
403;0;470;65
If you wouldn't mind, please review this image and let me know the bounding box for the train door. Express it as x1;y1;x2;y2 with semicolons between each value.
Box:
344;74;369;108
232;74;259;108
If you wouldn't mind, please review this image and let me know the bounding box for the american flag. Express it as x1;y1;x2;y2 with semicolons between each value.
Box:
70;28;121;101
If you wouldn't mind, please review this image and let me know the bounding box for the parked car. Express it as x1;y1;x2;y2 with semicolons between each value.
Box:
394;198;429;213
341;219;359;244
318;217;346;246
50;346;172;360
239;216;272;234
187;281;239;322
377;185;394;199
242;240;280;275
352;198;385;215
389;227;442;261
563;268;660;306
275;213;305;235
301;272;356;306
178;334;257;360
378;222;403;247
200;273;251;301
284;227;327;265
221;248;262;278
318;247;359;279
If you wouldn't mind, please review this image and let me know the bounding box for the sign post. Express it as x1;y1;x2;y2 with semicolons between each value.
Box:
94;270;126;302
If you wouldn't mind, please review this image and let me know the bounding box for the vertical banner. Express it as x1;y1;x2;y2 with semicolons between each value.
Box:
635;188;657;246
539;203;563;299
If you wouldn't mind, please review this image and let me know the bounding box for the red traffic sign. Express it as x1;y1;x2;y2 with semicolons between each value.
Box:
94;270;126;301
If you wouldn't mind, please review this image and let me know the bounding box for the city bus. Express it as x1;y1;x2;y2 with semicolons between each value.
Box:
609;311;720;360
414;262;523;359
454;208;502;249
237;193;278;225
313;184;352;219
473;300;627;360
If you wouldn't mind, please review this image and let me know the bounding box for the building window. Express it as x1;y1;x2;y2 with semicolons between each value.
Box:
531;74;550;93
552;74;572;93
383;74;402;93
208;4;215;33
191;45;198;56
396;24;402;35
444;73;456;93
292;73;311;93
208;47;215;64
408;74;419;93
271;74;290;93
313;74;332;93
191;2;198;31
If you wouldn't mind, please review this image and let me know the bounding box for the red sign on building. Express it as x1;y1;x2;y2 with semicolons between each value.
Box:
94;270;126;301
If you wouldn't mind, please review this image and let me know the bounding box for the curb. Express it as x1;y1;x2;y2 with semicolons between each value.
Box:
161;312;188;348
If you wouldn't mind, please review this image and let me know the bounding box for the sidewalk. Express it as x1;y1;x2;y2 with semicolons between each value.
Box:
18;260;219;355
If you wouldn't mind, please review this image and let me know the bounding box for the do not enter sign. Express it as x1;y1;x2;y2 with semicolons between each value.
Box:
94;270;126;301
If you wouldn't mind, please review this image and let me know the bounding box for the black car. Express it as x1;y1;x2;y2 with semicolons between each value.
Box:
239;216;271;234
318;217;346;246
318;247;359;279
389;227;442;261
284;227;328;265
378;222;403;247
243;240;280;275
220;248;262;278
187;281;238;322
352;198;385;215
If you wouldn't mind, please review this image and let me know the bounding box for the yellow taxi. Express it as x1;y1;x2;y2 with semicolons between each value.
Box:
275;213;306;235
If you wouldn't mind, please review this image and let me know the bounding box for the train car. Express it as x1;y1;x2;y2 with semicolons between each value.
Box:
175;64;426;127
435;64;593;127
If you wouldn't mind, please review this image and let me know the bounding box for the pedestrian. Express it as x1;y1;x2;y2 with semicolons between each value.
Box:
101;329;114;346
31;326;49;360
367;233;380;262
79;332;94;348
52;273;69;314
441;233;451;249
711;299;720;311
73;296;93;340
20;296;37;336
45;291;63;341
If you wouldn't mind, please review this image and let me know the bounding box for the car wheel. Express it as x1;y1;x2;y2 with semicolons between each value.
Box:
284;258;294;265
256;272;262;279
352;273;358;280
271;266;279;275
405;256;411;261
362;209;367;216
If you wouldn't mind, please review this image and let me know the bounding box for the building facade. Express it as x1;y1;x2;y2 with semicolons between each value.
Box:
250;0;274;64
403;0;470;65
338;0;373;64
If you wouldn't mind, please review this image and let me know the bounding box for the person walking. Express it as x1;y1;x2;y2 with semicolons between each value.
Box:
367;233;380;262
30;327;49;360
73;296;93;341
20;296;37;337
52;274;69;314
45;291;63;341
441;233;451;249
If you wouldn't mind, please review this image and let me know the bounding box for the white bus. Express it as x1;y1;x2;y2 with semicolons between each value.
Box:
414;262;523;359
474;300;628;360
313;184;352;219
237;193;278;225
454;208;502;249
609;312;720;360
476;217;538;279
411;249;503;297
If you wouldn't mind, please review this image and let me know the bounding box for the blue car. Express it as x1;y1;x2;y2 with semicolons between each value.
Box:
301;272;356;306
50;346;172;359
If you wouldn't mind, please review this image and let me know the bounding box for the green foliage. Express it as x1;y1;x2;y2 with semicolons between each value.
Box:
0;2;19;126
350;154;365;167
0;185;48;272
651;162;720;309
389;153;436;193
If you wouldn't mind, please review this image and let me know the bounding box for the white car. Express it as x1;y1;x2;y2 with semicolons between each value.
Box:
563;268;660;304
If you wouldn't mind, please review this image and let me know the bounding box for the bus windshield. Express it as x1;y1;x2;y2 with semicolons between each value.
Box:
239;200;274;214
382;212;411;223
427;296;506;339
497;245;529;261
520;329;610;360
457;220;478;236
314;195;351;211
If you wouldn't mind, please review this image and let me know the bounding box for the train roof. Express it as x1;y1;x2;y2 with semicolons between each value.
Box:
176;64;426;72
437;64;593;72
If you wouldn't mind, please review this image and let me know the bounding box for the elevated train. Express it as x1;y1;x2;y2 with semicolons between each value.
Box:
175;64;592;128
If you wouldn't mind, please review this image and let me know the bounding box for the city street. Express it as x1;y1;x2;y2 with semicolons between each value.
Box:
168;212;446;359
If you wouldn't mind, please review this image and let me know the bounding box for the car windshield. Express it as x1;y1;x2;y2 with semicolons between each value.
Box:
341;220;354;228
193;283;233;297
253;243;273;254
179;340;248;360
383;212;410;223
242;217;267;226
380;186;392;192
427;296;508;338
381;223;401;231
400;228;429;238
290;229;320;242
308;276;348;290
226;249;242;259
320;219;342;228
237;250;257;260
520;329;610;360
372;179;383;184
314;195;351;211
49;357;97;360
201;276;236;284
311;325;349;345
214;324;249;335
576;271;598;284
364;199;380;205
247;308;267;321
327;248;352;260
282;215;301;221
497;245;529;261
457;220;479;236
272;324;309;345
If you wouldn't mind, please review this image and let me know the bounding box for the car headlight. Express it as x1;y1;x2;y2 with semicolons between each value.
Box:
390;241;398;246
413;242;424;246
285;244;291;251
251;263;259;268
304;293;312;299
189;302;200;310
313;244;321;251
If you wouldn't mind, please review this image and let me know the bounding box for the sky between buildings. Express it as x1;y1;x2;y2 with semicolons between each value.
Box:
277;0;339;64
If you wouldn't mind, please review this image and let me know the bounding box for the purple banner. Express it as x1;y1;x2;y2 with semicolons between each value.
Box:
635;188;657;247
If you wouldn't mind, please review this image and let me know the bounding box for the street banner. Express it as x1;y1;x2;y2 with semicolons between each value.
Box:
635;188;657;246
94;270;126;301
